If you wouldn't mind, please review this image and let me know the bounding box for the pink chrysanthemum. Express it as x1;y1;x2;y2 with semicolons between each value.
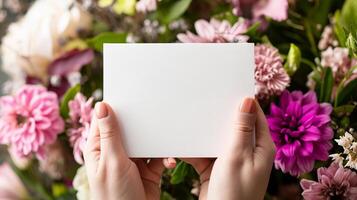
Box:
177;18;249;43
255;44;290;99
300;162;357;200
0;85;64;159
67;93;93;164
136;0;157;13
231;0;288;21
267;90;333;176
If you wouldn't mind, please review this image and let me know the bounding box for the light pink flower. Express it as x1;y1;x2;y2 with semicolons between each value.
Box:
177;18;249;43
318;26;338;50
0;163;29;200
255;44;290;99
321;47;357;84
300;162;357;200
136;0;157;13
0;85;64;159
67;93;93;164
231;0;288;21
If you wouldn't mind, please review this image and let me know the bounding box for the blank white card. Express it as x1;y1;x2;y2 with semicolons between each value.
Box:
104;43;254;157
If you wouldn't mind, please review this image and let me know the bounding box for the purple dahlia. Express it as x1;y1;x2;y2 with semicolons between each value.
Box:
267;90;333;176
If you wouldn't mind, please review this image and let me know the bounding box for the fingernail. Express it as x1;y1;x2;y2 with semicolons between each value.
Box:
240;98;256;113
95;102;108;119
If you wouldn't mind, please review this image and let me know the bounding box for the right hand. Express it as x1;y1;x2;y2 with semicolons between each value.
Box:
182;98;276;200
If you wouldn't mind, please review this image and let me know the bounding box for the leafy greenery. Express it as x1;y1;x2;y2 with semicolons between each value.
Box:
87;32;127;52
60;84;81;119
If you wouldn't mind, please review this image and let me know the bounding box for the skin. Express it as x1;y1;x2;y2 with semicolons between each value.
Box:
84;98;276;200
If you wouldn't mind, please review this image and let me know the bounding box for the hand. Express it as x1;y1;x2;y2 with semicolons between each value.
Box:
182;98;276;200
83;102;176;200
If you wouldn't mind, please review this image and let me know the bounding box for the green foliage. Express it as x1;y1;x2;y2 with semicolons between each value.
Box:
341;0;357;38
87;32;127;52
155;0;192;24
335;78;357;106
318;67;334;103
60;84;81;119
170;161;190;184
333;11;347;47
284;44;301;76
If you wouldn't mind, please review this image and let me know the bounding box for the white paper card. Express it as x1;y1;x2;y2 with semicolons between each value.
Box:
104;43;254;157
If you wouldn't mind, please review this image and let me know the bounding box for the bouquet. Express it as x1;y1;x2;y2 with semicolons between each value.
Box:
0;0;356;199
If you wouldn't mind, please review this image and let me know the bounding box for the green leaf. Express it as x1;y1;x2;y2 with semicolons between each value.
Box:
333;105;356;115
341;0;357;38
284;44;301;76
160;191;174;200
156;0;192;24
170;161;189;184
87;32;127;52
244;21;260;37
346;33;357;57
60;84;81;119
335;78;357;106
333;11;347;47
319;67;334;103
334;65;357;106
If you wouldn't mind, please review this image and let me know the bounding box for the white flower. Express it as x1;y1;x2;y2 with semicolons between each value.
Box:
1;0;92;89
73;166;90;200
335;132;354;151
345;154;357;170
332;131;357;170
329;153;344;166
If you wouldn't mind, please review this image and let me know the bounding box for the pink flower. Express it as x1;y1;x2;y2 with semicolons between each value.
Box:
231;0;288;21
136;0;157;13
318;26;338;50
67;93;93;164
255;44;290;99
300;162;357;200
177;18;249;43
0;85;64;159
321;47;357;83
0;163;29;200
268;90;333;176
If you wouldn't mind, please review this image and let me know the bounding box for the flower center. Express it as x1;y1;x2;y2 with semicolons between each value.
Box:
16;114;27;126
280;114;301;143
323;184;347;200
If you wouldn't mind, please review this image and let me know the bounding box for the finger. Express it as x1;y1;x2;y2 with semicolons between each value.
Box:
147;159;166;178
83;115;100;170
227;97;257;158
254;102;276;165
95;102;127;160
163;158;177;169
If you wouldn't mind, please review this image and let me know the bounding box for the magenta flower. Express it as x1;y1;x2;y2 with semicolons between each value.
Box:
0;85;64;159
255;44;290;99
300;162;357;200
267;90;333;176
230;0;288;21
67;93;93;164
177;18;249;43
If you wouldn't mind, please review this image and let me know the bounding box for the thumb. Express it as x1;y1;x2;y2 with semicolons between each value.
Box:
95;102;127;160
228;98;257;158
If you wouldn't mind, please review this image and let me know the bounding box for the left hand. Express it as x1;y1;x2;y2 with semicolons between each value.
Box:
83;102;176;200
